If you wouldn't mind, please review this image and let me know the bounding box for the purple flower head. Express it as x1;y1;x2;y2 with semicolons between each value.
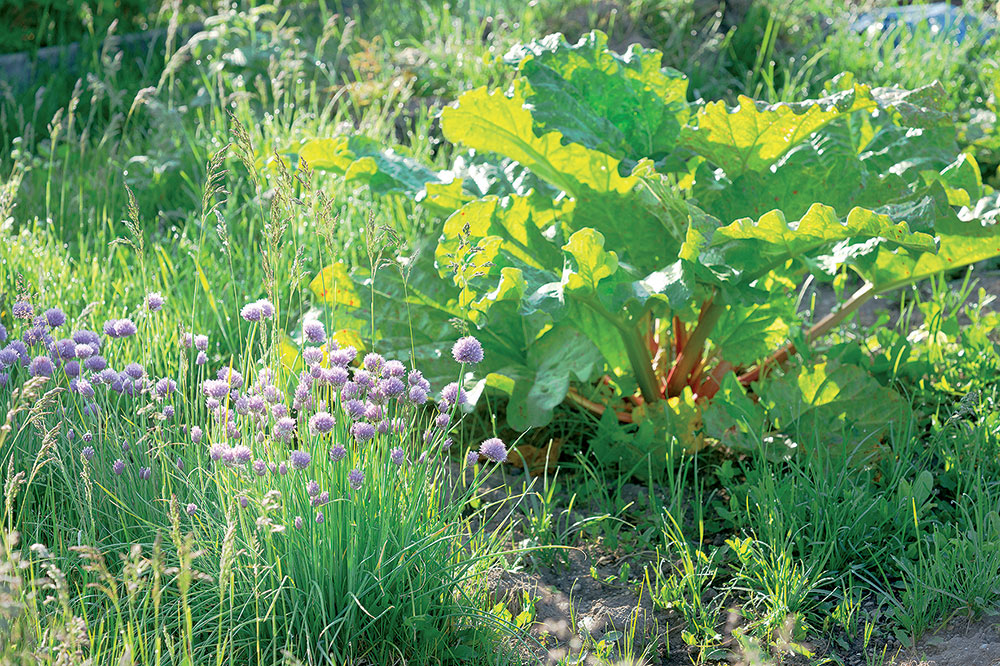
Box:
306;480;320;496
363;353;385;374
352;422;376;443
452;336;484;364
440;382;468;407
23;326;46;346
418;451;428;464
194;334;209;351
176;458;185;471
384;360;405;377
390;447;405;466
139;467;152;481
54;338;76;360
274;416;296;441
329;444;347;462
442;437;453;450
329;347;357;367
83;402;100;418
75;379;95;398
263;385;282;403
377;419;390;434
294;516;304;530
124;362;145;380
315;491;329;506
303;320;326;343
155;377;177;396
341;381;361;401
186;503;197;516
120;440;129;453
258;299;275;319
465;450;479;468
353;369;374;390
190;426;204;444
103;320;118;337
29;355;54;377
323;366;349;387
435;413;451;430
72;330;100;348
0;324;5;343
217;366;244;390
303;346;323;365
74;343;94;359
12;301;33;320
232;445;253;465
196;351;207;366
9;340;27;363
203;379;230;398
82;446;95;461
65;361;81;378
348;468;364;490
271;403;288;418
289;449;311;470
145;292;164;312
309;363;322;379
344;399;365;420
181;332;193;348
315;511;325;524
253;459;267;476
67;429;75;441
479;437;508;463
84;355;108;372
279;462;289;475
0;347;18;368
309;411;336;435
163;405;175;419
364;403;384;422
115;319;137;338
240;302;263;322
379;376;405;398
408;369;427;387
234;395;250;415
113;459;125;475
210;443;227;462
238;496;249;509
44;308;66;328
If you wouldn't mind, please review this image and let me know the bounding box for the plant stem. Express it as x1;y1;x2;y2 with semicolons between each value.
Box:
739;281;877;385
620;322;662;404
667;297;724;397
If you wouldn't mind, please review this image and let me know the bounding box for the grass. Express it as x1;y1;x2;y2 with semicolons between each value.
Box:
2;0;1000;664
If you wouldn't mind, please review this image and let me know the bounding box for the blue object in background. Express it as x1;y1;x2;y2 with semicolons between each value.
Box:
850;3;997;45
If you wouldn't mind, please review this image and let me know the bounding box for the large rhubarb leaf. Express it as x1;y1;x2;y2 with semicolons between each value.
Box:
504;30;689;163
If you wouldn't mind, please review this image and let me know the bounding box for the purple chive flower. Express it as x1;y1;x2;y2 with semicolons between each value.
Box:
83;403;100;418
54;338;76;360
190;426;204;444
303;346;323;365
139;467;152;481
163;405;175;419
12;301;33;320
329;347;357;367
452;336;484;364
113;459;125;475
440;382;468;407
323;366;349;386
353;369;374;390
176;458;185;471
194;334;208;351
363;353;385;374
392;418;406;434
315;511;325;524
145;292;164;312
271;403;288;418
155;377;177;396
203;379;230;398
65;361;81;378
479;437;508;463
379;376;405;397
44;308;66;328
289;450;311;470
309;411;336;435
377;420;390;434
209;443;227;462
115;319;137;338
124;363;145;379
0;346;18;367
352;422;376;443
341;381;361;401
181;332;193;348
121;441;129;454
364;403;384;422
186;503;197;516
84;355;108;372
348;468;364;490
390;447;405;466
67;429;76;441
303;320;326;343
329;444;347;462
384;360;405;377
75;379;95;398
232;445;253;465
0;323;5;343
306;480;320;496
408;369;427;387
274;416;296;441
465;450;479;468
218;367;244;389
196;351;208;365
442;437;453;450
72;330;100;347
238;496;249;509
240;302;263;322
253;459;267;476
418;451;428;464
315;491;330;506
258;299;275;319
294;516;304;529
344;399;365;420
82;446;95;461
435;413;451;430
29;355;54;377
74;343;94;359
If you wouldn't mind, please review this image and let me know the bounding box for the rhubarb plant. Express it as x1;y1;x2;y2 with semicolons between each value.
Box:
292;31;1000;462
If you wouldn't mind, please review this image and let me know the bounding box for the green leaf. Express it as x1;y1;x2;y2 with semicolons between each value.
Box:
506;325;604;430
712;297;795;367
296;136;447;196
562;228;619;293
702;373;766;450
756;360;913;456
505;30;689;163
